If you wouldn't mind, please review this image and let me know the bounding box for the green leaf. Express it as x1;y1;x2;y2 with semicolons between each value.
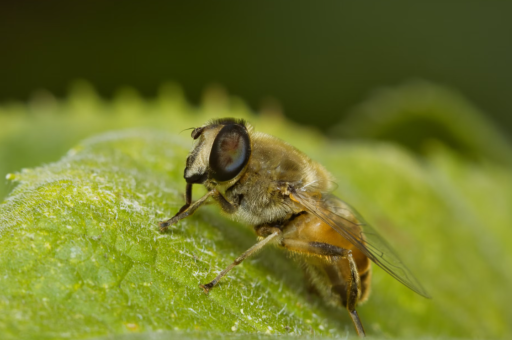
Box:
1;83;511;339
0;129;351;339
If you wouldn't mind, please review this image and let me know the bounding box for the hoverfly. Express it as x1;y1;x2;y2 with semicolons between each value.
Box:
159;118;429;337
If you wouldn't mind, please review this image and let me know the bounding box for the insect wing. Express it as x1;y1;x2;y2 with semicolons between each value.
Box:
291;190;430;298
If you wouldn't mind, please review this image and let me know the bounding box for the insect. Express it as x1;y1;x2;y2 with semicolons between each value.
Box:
159;118;430;337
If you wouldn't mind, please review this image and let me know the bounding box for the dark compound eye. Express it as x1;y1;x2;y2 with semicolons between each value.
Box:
209;124;251;182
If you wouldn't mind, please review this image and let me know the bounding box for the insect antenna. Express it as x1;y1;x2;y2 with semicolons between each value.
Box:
180;127;196;134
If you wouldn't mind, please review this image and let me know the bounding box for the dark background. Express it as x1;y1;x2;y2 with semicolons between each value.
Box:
1;0;511;135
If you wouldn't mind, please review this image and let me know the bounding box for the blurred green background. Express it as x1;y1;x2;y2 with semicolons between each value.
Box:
2;0;512;197
1;1;512;339
2;0;512;134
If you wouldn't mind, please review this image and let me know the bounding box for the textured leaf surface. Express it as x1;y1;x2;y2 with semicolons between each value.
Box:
1;129;348;339
0;83;511;339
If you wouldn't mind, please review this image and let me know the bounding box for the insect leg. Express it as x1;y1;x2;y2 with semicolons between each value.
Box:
199;229;281;294
176;183;193;214
212;191;237;214
280;239;366;337
346;252;365;337
280;239;351;257
159;189;215;232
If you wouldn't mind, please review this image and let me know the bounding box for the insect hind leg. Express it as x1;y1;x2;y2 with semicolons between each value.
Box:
346;251;365;337
279;239;366;337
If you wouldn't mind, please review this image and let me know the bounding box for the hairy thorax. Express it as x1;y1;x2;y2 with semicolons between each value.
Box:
221;132;334;226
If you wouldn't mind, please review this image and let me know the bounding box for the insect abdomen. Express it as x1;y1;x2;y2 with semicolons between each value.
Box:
282;212;372;306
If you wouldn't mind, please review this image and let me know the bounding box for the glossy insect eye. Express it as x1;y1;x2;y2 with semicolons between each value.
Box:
209;124;251;182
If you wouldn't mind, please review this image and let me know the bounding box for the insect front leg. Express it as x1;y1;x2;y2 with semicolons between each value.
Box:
172;183;193;215
199;228;281;294
279;238;366;337
159;187;215;232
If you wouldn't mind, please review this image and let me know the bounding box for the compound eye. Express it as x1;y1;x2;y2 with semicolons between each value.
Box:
209;124;251;182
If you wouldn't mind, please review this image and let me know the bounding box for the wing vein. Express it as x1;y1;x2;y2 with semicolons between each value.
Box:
292;190;430;298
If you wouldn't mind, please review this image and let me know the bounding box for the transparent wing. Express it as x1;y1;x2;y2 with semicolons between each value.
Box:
291;189;430;298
